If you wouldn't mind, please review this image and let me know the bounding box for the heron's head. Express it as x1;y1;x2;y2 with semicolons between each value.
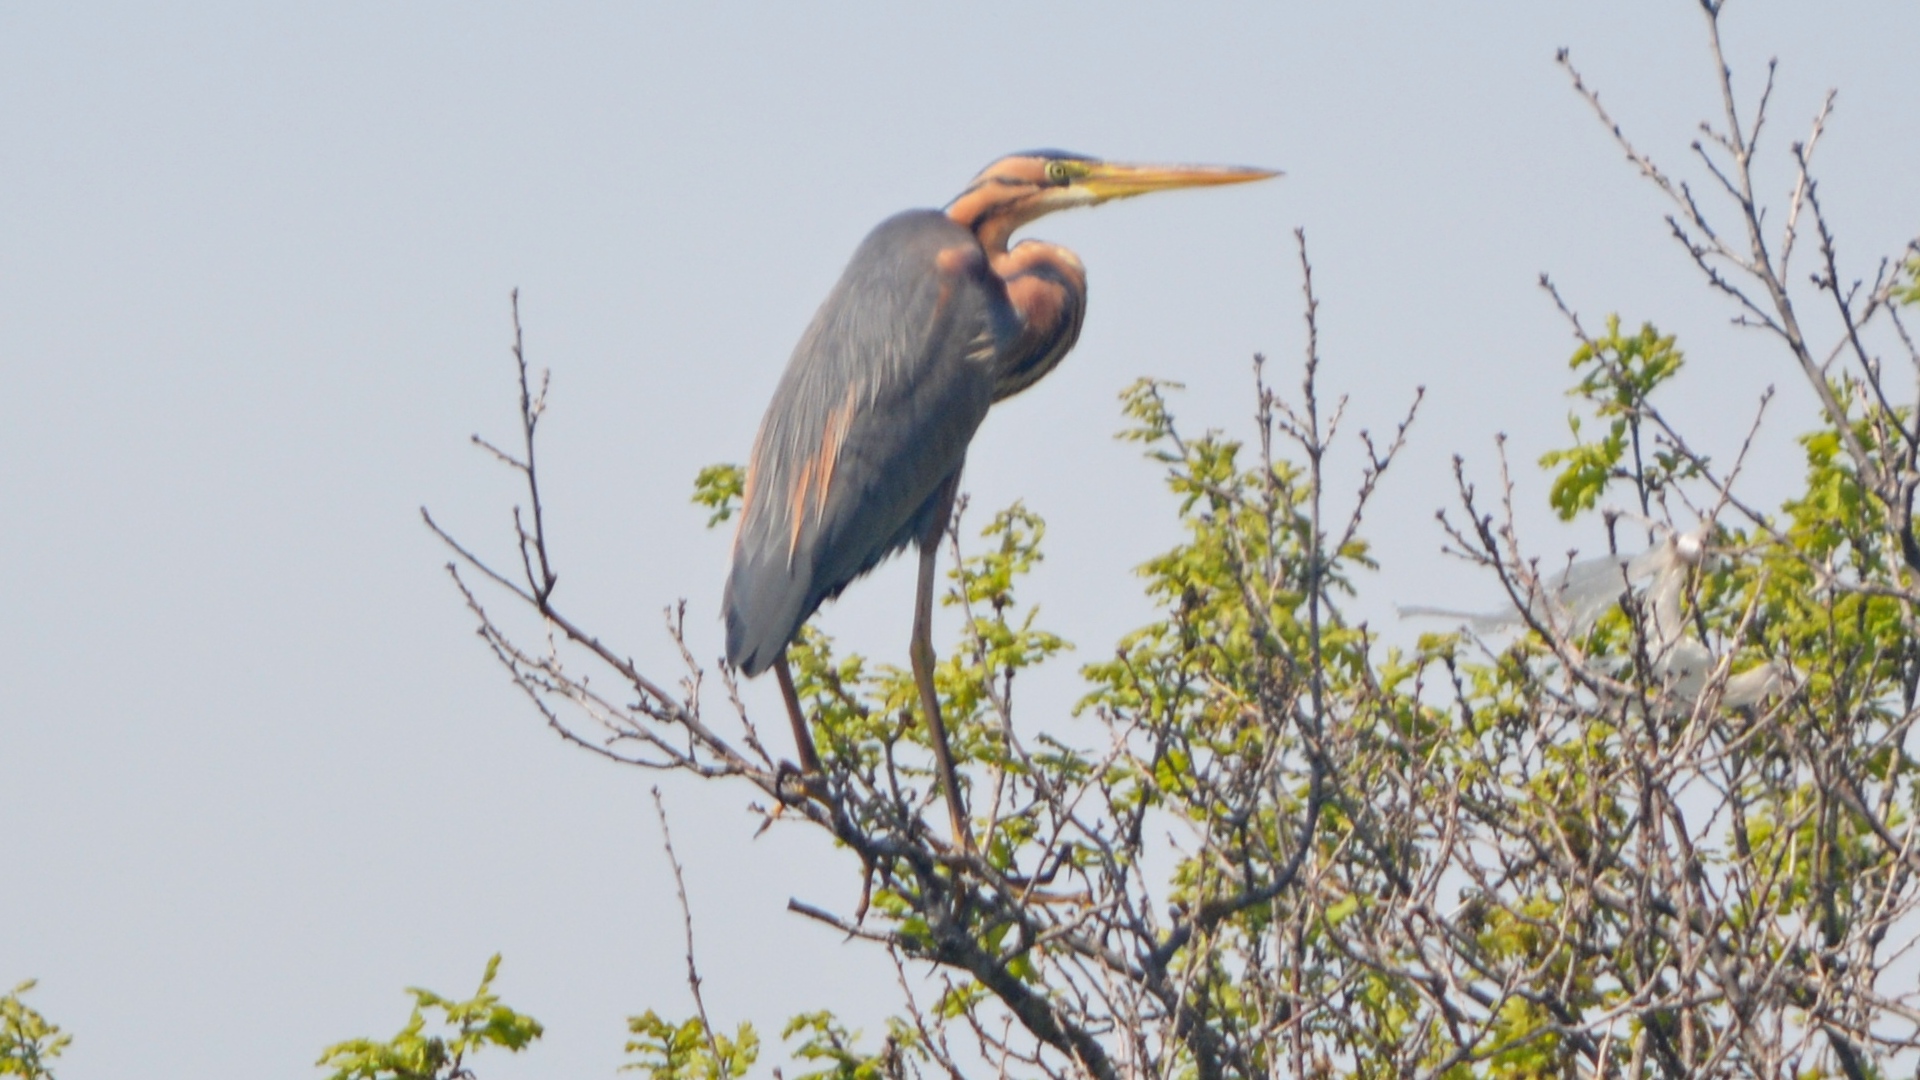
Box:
945;151;1278;252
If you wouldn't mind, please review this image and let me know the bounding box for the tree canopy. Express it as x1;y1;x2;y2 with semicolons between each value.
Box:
414;6;1920;1074
16;4;1920;1079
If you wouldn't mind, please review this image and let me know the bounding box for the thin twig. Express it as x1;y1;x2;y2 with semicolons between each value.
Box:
652;787;730;1071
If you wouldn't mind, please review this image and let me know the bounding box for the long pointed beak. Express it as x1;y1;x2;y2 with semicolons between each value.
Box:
1078;161;1280;204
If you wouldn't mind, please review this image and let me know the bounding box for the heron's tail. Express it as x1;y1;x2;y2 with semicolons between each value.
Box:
723;548;811;678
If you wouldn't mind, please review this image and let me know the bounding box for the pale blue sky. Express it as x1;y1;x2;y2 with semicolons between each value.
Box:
3;4;1916;1077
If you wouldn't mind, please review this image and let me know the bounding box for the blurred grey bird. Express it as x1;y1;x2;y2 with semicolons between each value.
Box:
1400;521;1788;708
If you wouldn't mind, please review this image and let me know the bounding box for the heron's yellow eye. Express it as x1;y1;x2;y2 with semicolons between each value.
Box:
1044;160;1071;185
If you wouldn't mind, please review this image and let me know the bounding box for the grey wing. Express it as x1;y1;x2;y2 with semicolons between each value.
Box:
724;210;1012;675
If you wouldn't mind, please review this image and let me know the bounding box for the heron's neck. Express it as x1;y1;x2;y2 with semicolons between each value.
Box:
972;219;1020;257
990;239;1082;286
945;191;1040;256
985;240;1086;401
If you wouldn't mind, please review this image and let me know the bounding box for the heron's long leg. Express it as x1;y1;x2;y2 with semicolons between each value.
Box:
912;539;971;850
773;652;822;775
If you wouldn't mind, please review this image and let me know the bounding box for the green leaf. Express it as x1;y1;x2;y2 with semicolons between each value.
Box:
691;463;746;528
1538;315;1690;519
1;981;70;1080
622;1012;759;1080
316;955;542;1080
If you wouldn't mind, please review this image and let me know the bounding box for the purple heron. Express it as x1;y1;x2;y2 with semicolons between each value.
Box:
723;151;1276;846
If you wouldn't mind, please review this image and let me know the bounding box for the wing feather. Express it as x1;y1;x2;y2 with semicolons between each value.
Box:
724;210;1013;675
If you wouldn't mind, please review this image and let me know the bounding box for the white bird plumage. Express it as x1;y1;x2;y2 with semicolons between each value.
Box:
1401;519;1790;709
